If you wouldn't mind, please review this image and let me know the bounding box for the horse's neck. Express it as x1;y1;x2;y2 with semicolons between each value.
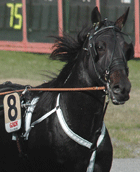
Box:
56;54;105;141
59;91;105;141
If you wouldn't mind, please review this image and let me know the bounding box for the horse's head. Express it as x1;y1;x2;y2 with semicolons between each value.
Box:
84;7;134;105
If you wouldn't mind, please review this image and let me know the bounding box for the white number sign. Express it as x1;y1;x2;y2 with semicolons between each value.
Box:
3;93;21;133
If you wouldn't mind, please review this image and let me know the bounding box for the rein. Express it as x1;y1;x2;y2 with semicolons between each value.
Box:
0;86;106;96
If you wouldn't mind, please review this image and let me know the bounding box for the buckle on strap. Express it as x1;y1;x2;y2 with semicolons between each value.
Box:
86;122;106;172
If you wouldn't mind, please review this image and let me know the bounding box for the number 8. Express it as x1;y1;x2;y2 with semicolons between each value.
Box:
7;95;17;121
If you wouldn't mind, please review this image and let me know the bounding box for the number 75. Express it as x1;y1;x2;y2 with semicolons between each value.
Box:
6;3;23;30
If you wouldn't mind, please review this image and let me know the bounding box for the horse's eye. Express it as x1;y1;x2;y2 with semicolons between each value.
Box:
95;41;106;53
97;45;103;51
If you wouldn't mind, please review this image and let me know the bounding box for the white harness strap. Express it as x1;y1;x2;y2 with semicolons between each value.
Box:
24;97;39;139
86;122;106;172
56;93;106;172
23;93;106;171
56;94;93;149
24;97;56;139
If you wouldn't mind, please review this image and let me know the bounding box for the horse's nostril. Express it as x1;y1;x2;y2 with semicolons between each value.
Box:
113;85;129;95
113;85;121;94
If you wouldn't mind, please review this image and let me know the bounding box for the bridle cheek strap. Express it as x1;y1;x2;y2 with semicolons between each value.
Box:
88;26;130;85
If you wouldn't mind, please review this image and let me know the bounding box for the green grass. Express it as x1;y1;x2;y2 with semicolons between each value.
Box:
0;50;140;158
0;51;64;84
105;59;140;158
128;59;140;89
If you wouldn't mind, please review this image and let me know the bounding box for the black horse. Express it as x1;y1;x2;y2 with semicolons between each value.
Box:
0;7;134;172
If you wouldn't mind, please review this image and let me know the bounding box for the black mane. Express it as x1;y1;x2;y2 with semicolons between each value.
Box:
38;25;93;89
34;25;93;116
50;25;93;62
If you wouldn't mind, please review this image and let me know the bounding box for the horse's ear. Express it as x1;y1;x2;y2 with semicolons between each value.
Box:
91;7;101;24
115;7;130;30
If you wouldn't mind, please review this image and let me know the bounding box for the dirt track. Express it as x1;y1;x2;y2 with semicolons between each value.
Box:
111;159;140;172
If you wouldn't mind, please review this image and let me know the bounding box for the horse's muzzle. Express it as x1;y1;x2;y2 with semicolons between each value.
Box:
108;70;131;105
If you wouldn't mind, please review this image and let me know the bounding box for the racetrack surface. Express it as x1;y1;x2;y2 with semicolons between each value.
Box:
111;159;140;172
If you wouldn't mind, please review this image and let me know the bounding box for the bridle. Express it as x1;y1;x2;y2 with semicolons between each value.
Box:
85;24;131;86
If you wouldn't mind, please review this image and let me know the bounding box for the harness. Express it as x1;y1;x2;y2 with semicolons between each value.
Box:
20;93;106;172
